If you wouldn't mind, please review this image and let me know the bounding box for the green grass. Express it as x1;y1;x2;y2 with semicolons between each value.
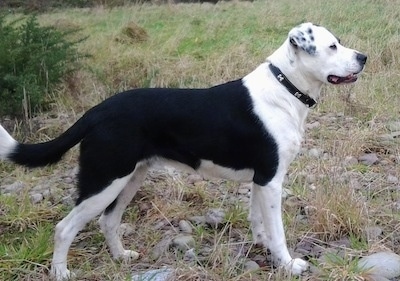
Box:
1;0;400;280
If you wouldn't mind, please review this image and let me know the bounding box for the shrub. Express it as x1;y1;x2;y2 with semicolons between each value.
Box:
0;14;85;117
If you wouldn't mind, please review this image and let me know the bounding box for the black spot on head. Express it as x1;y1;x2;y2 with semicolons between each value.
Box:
301;37;306;42
307;45;316;54
307;28;313;34
310;36;314;41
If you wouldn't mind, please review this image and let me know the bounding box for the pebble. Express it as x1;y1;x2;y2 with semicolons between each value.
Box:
387;120;400;131
358;252;400;279
343;156;359;167
364;226;383;241
151;236;173;260
183;248;196;262
132;268;174;281
387;174;399;184
172;234;195;251
30;193;43;204
178;220;192;234
308;148;323;158
119;223;135;237
244;260;260;272
205;208;225;228
1;181;25;194
358;153;379;165
306;121;320;130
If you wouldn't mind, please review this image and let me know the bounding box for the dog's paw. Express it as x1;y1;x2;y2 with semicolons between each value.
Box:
118;250;140;262
50;268;75;281
285;258;309;275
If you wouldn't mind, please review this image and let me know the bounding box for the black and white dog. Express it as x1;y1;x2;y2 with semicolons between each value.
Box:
0;22;366;280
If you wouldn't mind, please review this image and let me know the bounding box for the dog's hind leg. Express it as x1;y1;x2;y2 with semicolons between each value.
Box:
50;172;134;281
98;163;148;261
252;181;309;275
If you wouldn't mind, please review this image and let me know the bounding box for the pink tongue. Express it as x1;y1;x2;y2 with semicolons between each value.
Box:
331;76;340;82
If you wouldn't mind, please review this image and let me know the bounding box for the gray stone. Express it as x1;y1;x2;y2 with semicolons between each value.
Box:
188;215;206;225
244;260;260;272
205;208;225;228
306;121;320;130
178;220;192;234
308;148;323;158
30;193;44;204
387;174;399;184
343;156;359;167
151;236;173;260
364;226;383;241
119;223;135;237
183;248;196;262
358;153;379;165
172;235;195;251
2;181;25;194
132;268;174;281
358;252;400;279
387;121;400;131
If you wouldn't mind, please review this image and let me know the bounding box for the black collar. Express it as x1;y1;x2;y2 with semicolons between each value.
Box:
268;63;317;108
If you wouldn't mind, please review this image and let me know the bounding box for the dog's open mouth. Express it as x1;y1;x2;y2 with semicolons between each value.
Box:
327;73;358;84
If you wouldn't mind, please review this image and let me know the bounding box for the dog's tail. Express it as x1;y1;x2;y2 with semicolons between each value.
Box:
0;117;89;168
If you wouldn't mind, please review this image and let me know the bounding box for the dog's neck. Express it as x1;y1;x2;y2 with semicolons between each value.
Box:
267;39;324;101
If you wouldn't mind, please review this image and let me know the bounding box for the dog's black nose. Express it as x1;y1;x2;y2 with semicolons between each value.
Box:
356;53;367;65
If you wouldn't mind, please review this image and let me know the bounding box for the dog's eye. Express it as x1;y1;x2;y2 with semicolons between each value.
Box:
329;44;337;50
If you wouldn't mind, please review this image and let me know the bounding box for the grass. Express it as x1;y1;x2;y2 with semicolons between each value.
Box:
1;0;400;280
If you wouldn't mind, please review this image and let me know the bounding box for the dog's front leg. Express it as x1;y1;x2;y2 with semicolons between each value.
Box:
251;182;308;275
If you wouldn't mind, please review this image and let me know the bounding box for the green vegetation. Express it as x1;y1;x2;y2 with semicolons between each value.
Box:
0;15;84;117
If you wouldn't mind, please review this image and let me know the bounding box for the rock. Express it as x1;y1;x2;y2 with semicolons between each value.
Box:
183;248;196;262
308;148;323;158
172;235;195;251
1;181;25;194
358;252;400;279
186;174;203;184
364;226;383;241
119;223;135;237
244;260;260;272
387;120;400;131
132;267;174;281
358;153;379;165
387;174;399;184
306;121;320;130
151;236;173;260
188;215;206;225
30;193;44;204
343;156;359;167
205;208;225;228
178;220;192;234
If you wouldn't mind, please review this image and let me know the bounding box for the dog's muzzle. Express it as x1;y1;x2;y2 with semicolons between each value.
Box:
328;52;367;85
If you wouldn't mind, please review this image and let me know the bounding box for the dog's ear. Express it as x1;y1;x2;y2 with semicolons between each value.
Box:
289;36;298;49
289;34;316;55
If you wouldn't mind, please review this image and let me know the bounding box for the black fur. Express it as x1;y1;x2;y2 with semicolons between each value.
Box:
10;79;279;205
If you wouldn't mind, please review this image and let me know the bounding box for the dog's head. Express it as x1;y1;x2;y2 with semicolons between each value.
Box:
288;22;367;85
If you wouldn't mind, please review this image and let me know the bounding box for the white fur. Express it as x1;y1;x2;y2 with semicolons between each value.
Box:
50;171;135;280
242;22;364;274
0;125;17;160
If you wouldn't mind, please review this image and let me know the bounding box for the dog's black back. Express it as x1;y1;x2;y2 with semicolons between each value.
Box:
10;79;279;204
